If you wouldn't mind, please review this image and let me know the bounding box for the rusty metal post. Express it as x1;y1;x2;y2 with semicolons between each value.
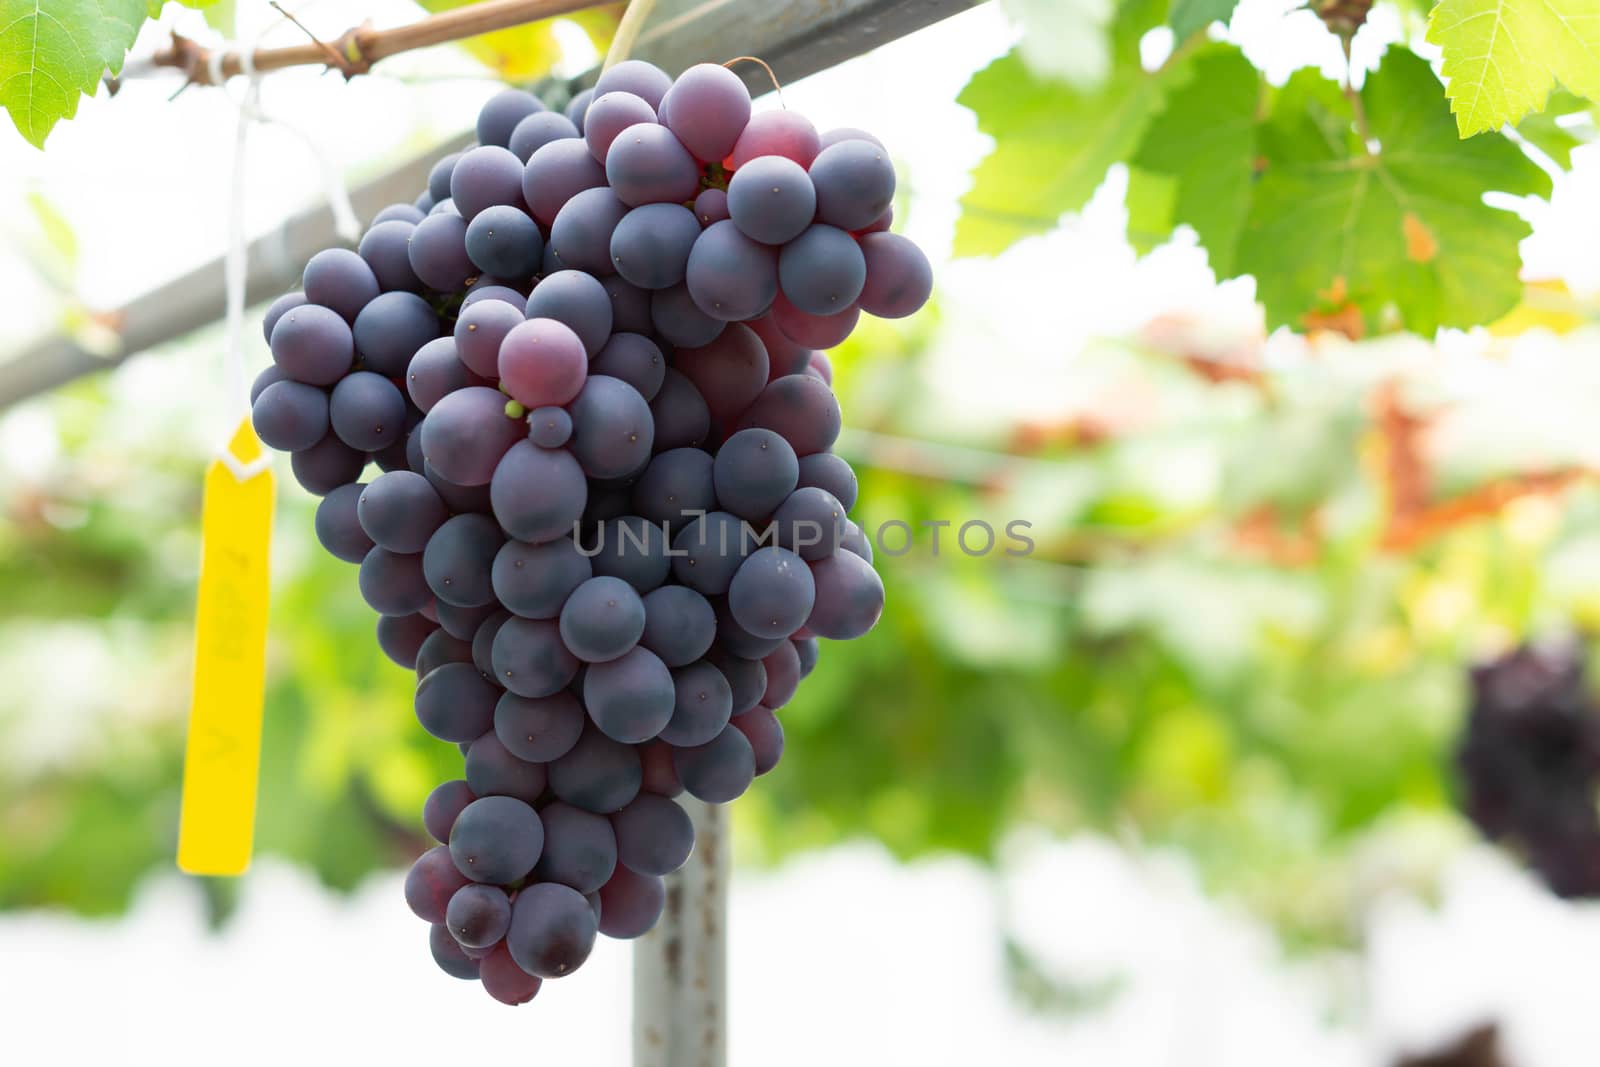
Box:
632;798;728;1067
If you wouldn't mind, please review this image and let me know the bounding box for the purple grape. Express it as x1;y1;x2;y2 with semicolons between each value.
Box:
534;802;618;894
731;705;784;774
602;275;653;333
778;224;866;315
498;317;588;409
549;186;627;276
805;549;884;639
358;469;446;554
592;333;666;400
450;145;525;220
524;269;614;357
771;293;859;349
731;110;820;169
359;220;424;293
548;725;642;813
583;91;657;162
492;535;591;619
507;882;598;978
639;585;717;667
330;371;406;452
796;451;858;510
409;211;477;292
415;661;500;742
611;793;693;876
466;203;544;279
270;303;353;385
491;616;579;698
416;628;473;679
314;481;373;563
597;865;666;939
423;513;504;607
670;511;755;596
407;336;483;412
606;123;701;207
674;323;769;423
857;232;933;319
661;63;751;162
694;187;730;226
509;110;579;163
659;658;733;747
735;374;843;456
491;441;588;543
610;203;702;290
631;447;716;528
729;546;815;638
671;724;756;803
465;731;547;803
523;138;607;228
291;432;365;495
761;641;801;708
302;248;379;324
262;291;306;343
770;486;845;560
528;405;573;448
565;88;595;132
353;290;441;376
685;220;779;321
447;883;512;948
477;88;546;149
479;943;541;1004
424;779;477;843
650;282;726;348
809;139;896;231
495;689;585;763
713;428;799;520
430;922;482;981
728;156;816;245
706;645;767;714
583;645;675;743
373;202;426;226
376;612;435;669
449;795;544;885
560;576;646;663
406;845;471;922
649;368;711;451
454;298;525;378
421;386;525;486
437;600;500;642
595;59;672;109
568;375;654;480
252;379;329;452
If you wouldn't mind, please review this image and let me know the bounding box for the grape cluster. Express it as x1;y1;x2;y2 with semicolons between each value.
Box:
1456;643;1600;898
249;61;927;1005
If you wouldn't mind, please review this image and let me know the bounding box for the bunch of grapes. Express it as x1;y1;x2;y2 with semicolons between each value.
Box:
247;59;929;1005
1457;643;1600;898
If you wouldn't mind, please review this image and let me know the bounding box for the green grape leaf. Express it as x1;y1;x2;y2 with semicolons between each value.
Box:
1514;88;1592;166
0;0;151;147
1427;0;1600;137
999;0;1115;88
416;0;622;80
1169;0;1239;40
1127;45;1258;275
1236;51;1551;334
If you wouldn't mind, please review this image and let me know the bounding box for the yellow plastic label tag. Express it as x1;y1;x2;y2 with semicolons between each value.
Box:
178;417;274;876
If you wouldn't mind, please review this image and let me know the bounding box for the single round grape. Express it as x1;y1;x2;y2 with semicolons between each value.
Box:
584;646;674;743
607;123;701;207
430;922;481;981
731;705;784;774
685;220;779;321
819;127;885;151
430;198;460;217
728;156;817;245
548;726;642;813
454;297;526;378
650;283;726;348
730;110;821;169
597;865;666;940
491;441;588;543
373;202;427;226
639;586;717;667
438;600;499;642
262;291;307;343
462;284;526;310
694;187;730;226
568;375;654;480
566;87;595;131
421;386;525;486
748;312;811;380
560;576;646;663
608;203;702;291
610;793;693;876
524;269;613;357
549;186;627;276
352;290;440;376
675;323;770;424
857;232;933;319
596;59;672;109
714;598;788;659
408;211;477;292
330;371;405;452
841;518;873;562
450;795;544;884
659;658;733;747
671;724;756;803
639;739;684;797
583;91;657;162
769;485;846;560
425;459;492;514
407;336;481;412
527;405;573;448
805;549;885;639
587;516;672;593
809;139;896;231
291;432;365;495
592;333;666;401
771;293;858;349
649;369;711;451
670;511;754;596
507;882;598;978
661;63;751;162
778;224;866;315
416;629;473;680
406;845;471;922
448;883;512;949
423;513;504;608
510;110;579;163
415;660;499;742
303;248;379;324
358;470;446;554
792;635;819;677
479;943;542;1004
714;428;799;520
466;731;547;803
472;611;511;677
534;802;618;894
495;689;585;763
253;379;328;452
729;546;815;638
761;640;801;708
466;203;544;279
632;447;715;528
376;612;435;668
602;274;653;334
492;536;591;619
314;482;372;563
735;374;843;457
498;318;588;409
706;645;767;714
450;145;525;221
359;220;424;293
797;452;858;511
523;138;607;228
492;616;579;698
270;303;353;385
477;88;545;148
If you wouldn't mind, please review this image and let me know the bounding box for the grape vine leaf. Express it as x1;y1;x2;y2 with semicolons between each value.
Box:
1169;0;1239;40
1125;45;1258;274
417;0;622;81
0;0;162;147
1426;0;1600;137
1514;88;1592;167
999;0;1114;88
1237;50;1550;334
955;0;1182;256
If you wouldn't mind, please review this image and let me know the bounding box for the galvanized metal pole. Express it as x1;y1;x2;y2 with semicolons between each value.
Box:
633;799;729;1067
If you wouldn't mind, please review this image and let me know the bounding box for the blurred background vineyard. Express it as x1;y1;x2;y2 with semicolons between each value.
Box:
7;0;1600;1062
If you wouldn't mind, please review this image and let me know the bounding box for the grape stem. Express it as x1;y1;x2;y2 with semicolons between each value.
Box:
722;55;785;108
602;0;659;72
141;0;615;86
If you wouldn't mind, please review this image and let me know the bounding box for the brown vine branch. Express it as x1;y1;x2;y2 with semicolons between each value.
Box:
146;0;611;86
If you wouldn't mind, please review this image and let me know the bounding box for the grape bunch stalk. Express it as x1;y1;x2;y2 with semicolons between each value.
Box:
1456;642;1600;899
247;59;930;1005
